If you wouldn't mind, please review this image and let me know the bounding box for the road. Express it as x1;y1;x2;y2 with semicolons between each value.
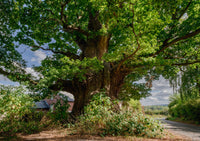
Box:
160;119;200;141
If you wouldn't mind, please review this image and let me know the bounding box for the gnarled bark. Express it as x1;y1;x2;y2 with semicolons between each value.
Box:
69;67;129;115
82;35;110;59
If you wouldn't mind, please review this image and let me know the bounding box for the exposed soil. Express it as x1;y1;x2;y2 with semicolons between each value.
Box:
0;128;190;141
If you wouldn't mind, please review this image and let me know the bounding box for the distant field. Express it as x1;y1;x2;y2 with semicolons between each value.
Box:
143;105;168;116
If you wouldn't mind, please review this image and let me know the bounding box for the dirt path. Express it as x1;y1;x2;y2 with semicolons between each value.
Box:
160;119;200;141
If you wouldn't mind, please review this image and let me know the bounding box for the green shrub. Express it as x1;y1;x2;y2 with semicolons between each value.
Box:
20;121;40;134
168;93;200;123
0;86;50;135
103;112;163;137
75;92;164;138
127;99;142;112
0;86;34;120
0;85;71;136
0;86;37;135
75;92;113;134
47;96;70;126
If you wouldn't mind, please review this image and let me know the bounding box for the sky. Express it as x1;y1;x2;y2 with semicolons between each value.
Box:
0;46;174;105
140;78;173;106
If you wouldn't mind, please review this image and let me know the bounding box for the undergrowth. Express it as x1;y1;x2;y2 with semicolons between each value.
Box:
75;92;164;138
168;93;200;124
0;85;69;136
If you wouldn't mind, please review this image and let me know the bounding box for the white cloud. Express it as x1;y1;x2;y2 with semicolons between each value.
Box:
163;96;169;100
25;67;37;76
31;50;46;64
25;67;42;80
31;58;36;62
148;97;158;100
140;76;174;106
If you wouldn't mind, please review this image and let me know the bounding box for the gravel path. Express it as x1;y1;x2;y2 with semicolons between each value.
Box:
160;119;200;141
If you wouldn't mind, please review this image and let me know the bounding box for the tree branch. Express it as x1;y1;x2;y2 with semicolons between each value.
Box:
164;52;187;59
162;0;193;48
0;67;38;85
60;1;89;37
153;28;200;56
49;79;74;94
44;1;89;37
62;26;89;36
172;60;200;66
0;67;10;76
61;0;71;23
32;45;80;59
177;0;192;20
116;7;140;71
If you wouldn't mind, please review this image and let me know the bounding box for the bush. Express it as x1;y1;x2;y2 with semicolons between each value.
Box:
104;112;163;137
0;85;71;136
47;99;70;126
127;99;142;112
0;86;34;119
75;92;164;138
0;86;49;135
168;93;200;123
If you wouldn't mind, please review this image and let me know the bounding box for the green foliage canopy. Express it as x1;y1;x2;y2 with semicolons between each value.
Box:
0;0;200;105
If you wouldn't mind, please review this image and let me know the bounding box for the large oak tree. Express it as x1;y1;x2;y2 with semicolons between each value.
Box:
0;0;200;115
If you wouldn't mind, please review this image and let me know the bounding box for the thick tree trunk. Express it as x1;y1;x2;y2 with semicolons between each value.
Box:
197;79;200;96
70;68;129;116
53;34;129;116
50;41;130;117
71;80;101;115
71;69;108;115
72;90;90;116
69;39;130;115
109;70;127;99
196;67;200;96
82;35;109;59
